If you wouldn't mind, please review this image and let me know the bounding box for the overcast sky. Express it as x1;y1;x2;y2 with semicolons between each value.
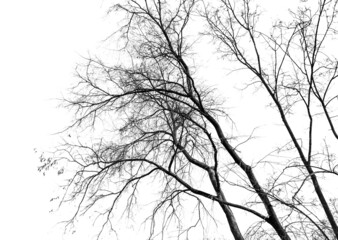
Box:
0;1;300;239
0;1;110;239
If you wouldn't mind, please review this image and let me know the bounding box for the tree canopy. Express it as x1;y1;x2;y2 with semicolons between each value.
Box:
40;0;338;239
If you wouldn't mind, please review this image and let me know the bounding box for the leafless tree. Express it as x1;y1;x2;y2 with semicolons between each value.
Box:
40;0;338;239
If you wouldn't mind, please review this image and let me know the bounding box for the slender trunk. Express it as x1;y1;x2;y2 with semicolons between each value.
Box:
186;95;291;239
208;169;245;240
174;45;290;240
218;194;245;240
307;166;338;238
208;168;291;240
204;114;291;240
269;89;338;238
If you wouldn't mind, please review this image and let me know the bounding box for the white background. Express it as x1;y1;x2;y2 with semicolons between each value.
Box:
0;1;110;239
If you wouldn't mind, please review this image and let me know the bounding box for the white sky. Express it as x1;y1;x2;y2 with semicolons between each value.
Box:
0;0;307;240
0;1;110;239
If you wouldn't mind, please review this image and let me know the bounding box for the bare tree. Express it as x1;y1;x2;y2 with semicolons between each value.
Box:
203;0;338;238
40;0;338;239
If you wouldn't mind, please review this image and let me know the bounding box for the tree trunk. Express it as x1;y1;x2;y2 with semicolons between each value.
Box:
208;169;245;240
308;166;338;238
